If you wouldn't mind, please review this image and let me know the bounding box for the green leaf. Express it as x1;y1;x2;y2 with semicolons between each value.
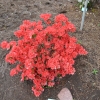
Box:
32;34;37;39
77;40;82;44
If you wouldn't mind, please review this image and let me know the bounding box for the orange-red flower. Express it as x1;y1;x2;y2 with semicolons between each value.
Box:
0;13;88;97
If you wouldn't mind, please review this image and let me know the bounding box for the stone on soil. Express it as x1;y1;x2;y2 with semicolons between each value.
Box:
57;88;73;100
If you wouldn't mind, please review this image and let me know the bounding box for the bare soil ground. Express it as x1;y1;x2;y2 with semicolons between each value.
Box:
0;0;100;100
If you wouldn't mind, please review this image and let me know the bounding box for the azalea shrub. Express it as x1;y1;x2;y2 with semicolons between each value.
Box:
0;14;87;97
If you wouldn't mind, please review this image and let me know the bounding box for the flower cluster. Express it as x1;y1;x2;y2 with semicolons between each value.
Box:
0;14;87;97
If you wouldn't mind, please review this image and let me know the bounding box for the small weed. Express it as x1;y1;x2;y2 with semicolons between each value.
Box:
98;23;100;27
92;69;98;75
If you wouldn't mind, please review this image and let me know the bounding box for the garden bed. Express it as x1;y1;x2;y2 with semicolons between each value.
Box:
0;0;100;100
